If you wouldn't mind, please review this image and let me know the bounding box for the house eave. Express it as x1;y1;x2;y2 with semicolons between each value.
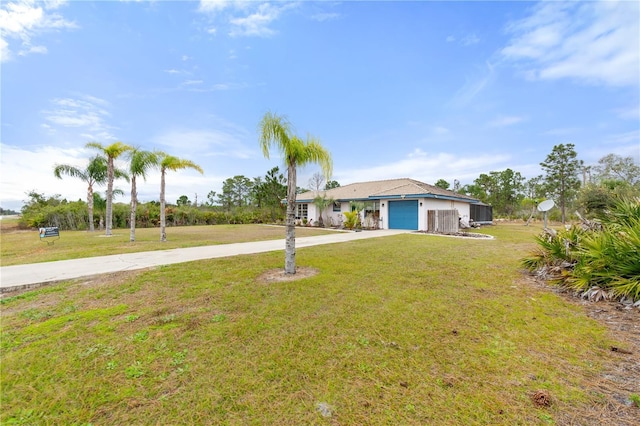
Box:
368;193;479;203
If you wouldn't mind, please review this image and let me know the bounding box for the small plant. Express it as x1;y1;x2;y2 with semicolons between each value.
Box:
20;308;53;321
358;362;371;373
131;330;149;343
343;211;359;230
125;314;139;322
124;361;145;379
630;393;640;408
62;304;78;314
356;335;369;347
160;314;176;324
170;349;188;366
211;313;227;323
106;361;118;370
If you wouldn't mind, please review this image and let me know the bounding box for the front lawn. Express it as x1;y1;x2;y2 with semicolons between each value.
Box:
0;224;629;424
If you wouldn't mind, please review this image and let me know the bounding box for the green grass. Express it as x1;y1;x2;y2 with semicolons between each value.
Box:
0;223;335;266
0;223;620;424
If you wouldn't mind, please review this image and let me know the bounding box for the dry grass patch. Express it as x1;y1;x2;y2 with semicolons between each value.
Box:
257;267;319;283
0;224;336;266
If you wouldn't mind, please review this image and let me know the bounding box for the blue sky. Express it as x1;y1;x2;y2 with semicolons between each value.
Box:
1;0;639;211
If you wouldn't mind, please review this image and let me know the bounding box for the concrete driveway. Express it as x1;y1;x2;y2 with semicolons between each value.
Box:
0;229;410;293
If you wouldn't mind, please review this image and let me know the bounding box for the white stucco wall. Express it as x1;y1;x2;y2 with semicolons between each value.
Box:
300;198;473;230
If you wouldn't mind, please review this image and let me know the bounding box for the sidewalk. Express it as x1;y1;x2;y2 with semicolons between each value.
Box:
0;229;410;293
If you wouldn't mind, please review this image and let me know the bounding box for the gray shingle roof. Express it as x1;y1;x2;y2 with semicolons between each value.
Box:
296;178;478;202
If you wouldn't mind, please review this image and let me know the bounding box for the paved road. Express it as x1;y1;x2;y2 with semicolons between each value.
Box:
0;229;410;293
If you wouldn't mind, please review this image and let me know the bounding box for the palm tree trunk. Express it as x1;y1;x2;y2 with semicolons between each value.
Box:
285;163;297;274
87;185;95;232
160;169;167;242
130;176;137;242
106;157;114;236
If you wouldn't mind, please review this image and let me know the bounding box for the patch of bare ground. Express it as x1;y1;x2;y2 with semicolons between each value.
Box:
256;267;319;284
522;274;640;425
414;230;494;239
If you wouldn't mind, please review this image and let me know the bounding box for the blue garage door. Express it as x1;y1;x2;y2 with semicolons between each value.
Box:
389;200;418;230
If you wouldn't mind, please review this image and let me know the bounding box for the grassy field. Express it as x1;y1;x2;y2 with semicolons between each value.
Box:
0;223;629;424
0;219;335;266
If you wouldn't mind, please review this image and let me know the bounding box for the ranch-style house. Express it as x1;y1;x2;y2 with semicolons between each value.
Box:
295;178;490;231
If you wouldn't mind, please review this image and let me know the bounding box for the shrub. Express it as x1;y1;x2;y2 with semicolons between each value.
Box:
522;197;640;301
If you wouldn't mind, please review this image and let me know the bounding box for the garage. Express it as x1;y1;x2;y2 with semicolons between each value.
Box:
388;200;418;230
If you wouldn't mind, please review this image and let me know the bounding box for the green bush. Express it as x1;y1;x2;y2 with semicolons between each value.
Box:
18;196;285;231
522;197;640;301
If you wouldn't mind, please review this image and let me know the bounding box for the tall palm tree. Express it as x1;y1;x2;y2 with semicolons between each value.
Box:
93;189;125;231
86;141;132;236
53;155;108;232
259;111;333;274
159;154;203;242
128;149;162;242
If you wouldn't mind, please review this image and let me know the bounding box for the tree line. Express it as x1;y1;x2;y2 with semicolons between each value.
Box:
19;152;337;235
434;144;639;223
17;143;639;235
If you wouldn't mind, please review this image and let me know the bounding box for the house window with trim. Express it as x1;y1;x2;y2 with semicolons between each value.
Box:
296;203;308;219
333;201;341;212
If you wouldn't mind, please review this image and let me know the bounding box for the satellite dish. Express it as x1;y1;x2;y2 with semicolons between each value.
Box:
537;199;555;212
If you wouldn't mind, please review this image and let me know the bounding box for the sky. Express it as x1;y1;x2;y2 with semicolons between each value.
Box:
1;0;639;211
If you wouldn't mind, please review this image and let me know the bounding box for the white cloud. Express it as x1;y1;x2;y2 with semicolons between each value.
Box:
19;44;47;55
449;61;495;107
461;33;480;46
0;143;94;210
335;149;511;185
615;104;640;121
42;95;116;140
583;131;640;163
542;127;581;136
229;3;281;37
198;1;297;38
0;143;216;211
311;12;340;22
198;0;234;14
501;1;640;87
151;125;255;159
487;115;525;128
0;0;77;62
445;33;479;46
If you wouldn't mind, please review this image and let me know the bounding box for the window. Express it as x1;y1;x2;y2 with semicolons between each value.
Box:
333;201;341;212
296;203;308;219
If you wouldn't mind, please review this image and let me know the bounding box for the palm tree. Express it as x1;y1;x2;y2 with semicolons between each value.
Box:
313;194;334;228
93;189;125;231
53;155;108;232
86;141;132;236
259;111;333;274
128;149;162;242
159;154;203;242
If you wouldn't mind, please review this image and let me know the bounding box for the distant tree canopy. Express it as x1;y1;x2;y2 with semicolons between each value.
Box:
434;179;450;190
460;169;525;217
325;180;341;190
540;143;582;223
176;195;191;206
0;207;19;215
593;153;640;188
